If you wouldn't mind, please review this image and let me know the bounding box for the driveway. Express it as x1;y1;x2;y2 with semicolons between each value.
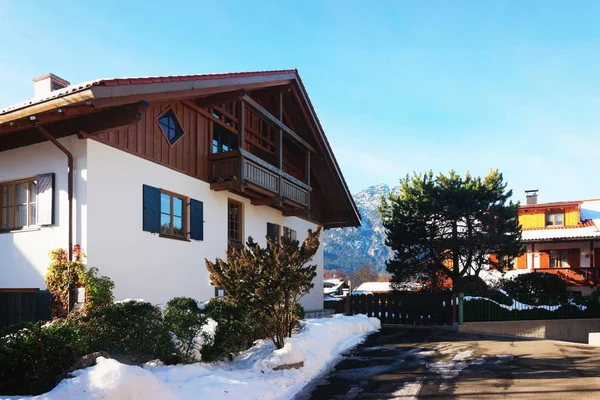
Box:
294;327;600;399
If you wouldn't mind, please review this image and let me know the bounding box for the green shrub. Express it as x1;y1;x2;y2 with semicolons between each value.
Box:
84;301;177;364
500;272;568;304
455;275;489;295
0;318;88;395
79;267;115;311
200;299;262;362
164;297;208;362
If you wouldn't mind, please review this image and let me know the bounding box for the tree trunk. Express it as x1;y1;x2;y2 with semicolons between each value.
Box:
452;220;460;292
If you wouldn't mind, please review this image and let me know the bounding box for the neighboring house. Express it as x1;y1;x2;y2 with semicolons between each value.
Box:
0;70;361;311
354;282;393;294
498;190;600;293
324;279;345;296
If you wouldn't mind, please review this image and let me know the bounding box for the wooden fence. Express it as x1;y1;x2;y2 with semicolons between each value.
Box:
0;291;52;330
349;292;454;325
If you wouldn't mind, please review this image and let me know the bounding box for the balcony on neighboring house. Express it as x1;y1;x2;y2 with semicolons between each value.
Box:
203;92;313;215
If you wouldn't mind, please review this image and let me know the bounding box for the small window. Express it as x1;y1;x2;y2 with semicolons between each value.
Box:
283;227;297;241
546;213;564;227
228;200;243;247
550;250;569;268
267;222;281;243
157;109;184;145
160;190;187;238
213;124;237;154
1;178;37;230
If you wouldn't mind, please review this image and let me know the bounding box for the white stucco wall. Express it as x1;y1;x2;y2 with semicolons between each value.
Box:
85;140;323;310
0;136;87;289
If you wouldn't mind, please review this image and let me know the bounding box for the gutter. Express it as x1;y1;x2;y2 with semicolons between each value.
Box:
33;123;74;261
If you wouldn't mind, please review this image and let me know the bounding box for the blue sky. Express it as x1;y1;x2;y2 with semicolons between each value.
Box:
2;1;600;203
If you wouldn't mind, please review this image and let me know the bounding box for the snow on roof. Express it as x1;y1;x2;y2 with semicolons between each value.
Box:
581;200;600;230
324;279;344;294
355;282;393;292
521;225;600;241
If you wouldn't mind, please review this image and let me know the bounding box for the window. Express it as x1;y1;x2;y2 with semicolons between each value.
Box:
1;178;37;230
267;222;280;243
550;250;569;268
228;200;243;246
546;212;564;227
160;190;187;238
213;124;237;154
283;227;297;241
157;108;184;145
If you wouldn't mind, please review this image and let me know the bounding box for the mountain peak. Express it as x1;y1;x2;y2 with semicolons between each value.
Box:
323;184;398;273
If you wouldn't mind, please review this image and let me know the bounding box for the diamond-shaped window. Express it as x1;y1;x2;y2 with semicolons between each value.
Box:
157;109;184;145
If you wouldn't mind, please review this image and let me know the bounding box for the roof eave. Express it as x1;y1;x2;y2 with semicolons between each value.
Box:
0;89;95;124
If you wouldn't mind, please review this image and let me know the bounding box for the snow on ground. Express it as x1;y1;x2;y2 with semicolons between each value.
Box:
464;290;588;312
427;347;474;391
6;315;380;400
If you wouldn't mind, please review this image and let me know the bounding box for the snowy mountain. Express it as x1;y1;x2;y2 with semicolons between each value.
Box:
323;184;399;273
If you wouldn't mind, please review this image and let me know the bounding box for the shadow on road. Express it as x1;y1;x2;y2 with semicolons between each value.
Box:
294;327;600;399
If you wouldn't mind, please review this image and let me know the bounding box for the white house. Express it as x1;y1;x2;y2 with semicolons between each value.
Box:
0;70;361;312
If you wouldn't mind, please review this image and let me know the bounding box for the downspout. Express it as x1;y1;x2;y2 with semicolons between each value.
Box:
33;123;74;260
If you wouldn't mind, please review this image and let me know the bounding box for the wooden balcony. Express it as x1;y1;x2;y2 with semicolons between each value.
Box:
210;149;311;210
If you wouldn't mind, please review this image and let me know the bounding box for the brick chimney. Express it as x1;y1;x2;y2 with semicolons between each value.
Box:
32;73;70;99
525;190;538;205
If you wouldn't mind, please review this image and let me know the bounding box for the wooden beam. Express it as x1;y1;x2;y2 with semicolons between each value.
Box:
181;100;237;135
278;91;283;170
210;181;240;191
195;90;246;108
242;94;315;153
282;209;307;217
0;103;146;152
251;197;281;206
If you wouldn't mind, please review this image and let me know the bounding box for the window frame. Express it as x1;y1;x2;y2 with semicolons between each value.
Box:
159;188;189;241
227;199;244;247
283;226;297;241
156;107;185;146
212;122;238;154
549;249;569;268
0;177;37;232
545;212;565;227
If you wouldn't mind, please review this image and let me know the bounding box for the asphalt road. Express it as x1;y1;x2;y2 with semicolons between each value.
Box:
294;327;600;399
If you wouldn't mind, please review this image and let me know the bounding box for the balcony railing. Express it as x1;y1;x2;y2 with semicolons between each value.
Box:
210;149;310;208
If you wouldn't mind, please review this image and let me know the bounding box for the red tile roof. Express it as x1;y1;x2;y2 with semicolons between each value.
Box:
1;69;297;115
96;69;297;87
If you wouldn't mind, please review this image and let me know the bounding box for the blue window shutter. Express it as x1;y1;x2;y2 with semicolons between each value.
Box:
190;199;204;240
143;185;161;233
36;173;55;226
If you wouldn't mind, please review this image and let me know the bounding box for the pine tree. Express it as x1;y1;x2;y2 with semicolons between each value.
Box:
379;170;523;291
205;228;321;349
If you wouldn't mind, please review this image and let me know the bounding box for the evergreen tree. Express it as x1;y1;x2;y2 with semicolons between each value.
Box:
379;170;523;291
206;228;321;349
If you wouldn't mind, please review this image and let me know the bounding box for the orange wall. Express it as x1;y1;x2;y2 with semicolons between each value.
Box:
519;206;579;229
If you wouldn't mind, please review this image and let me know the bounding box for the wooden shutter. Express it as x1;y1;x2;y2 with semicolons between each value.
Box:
189;199;204;241
595;248;600;268
36;173;55;226
517;252;527;269
539;251;550;269
142;185;161;233
569;248;580;268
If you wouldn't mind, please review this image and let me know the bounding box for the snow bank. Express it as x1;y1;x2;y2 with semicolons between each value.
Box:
33;357;177;400
9;315;379;400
